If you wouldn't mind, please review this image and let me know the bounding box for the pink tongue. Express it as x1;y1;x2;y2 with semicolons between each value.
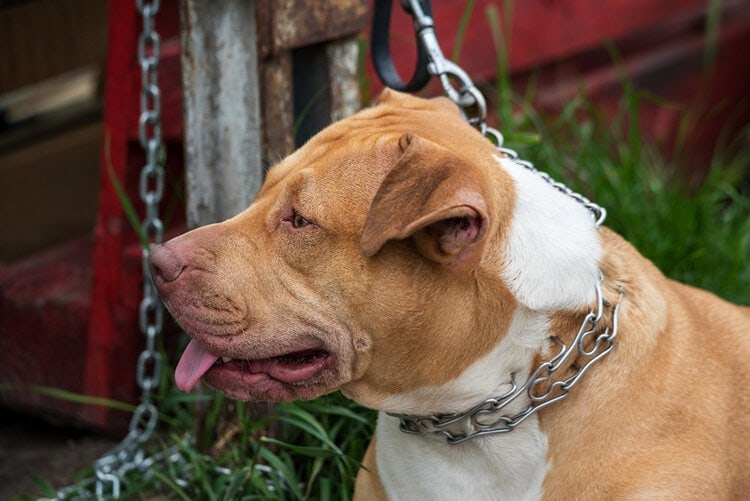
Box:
175;340;219;392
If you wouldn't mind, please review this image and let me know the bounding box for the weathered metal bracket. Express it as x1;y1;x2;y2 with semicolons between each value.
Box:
180;0;367;229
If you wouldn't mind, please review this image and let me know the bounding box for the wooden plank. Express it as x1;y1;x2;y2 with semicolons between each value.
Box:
259;53;295;166
0;0;107;94
256;0;368;56
327;36;362;123
180;0;264;227
257;14;362;166
290;36;362;146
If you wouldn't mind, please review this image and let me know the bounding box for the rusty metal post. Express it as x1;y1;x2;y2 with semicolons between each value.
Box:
256;0;368;159
179;0;264;228
179;0;366;226
327;36;362;123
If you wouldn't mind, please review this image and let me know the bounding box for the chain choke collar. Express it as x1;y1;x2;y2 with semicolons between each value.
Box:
387;274;623;445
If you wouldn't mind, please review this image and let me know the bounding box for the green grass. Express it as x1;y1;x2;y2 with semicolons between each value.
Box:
19;1;749;499
507;84;750;304
26;93;748;500
480;0;749;304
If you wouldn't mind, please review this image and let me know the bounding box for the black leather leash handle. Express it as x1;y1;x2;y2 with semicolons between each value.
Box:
371;0;433;92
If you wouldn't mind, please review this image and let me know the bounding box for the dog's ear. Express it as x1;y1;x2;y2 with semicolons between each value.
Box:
360;134;489;270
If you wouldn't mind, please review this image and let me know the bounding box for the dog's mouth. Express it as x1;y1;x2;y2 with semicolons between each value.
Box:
175;339;334;399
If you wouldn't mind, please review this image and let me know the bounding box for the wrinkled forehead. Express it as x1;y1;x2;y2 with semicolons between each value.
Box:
263;126;399;201
265;95;472;181
257;95;492;231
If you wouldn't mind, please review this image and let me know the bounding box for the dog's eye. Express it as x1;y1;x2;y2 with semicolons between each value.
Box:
291;211;311;228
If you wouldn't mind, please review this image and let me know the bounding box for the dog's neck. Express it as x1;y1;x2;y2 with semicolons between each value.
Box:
374;275;623;500
387;273;623;444
373;154;621;498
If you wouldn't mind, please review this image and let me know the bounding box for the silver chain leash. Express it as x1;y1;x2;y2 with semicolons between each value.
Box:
91;0;166;495
50;1;170;499
134;0;164;422
404;0;606;227
92;0;166;496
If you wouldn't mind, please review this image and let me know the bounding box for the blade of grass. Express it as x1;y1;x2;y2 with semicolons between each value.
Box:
357;37;372;107
703;0;722;66
257;447;305;500
303;457;326;501
451;0;477;63
29;475;57;497
260;437;337;458
277;405;344;456
29;385;136;413
28;384;184;428
294;85;329;134
486;2;513;128
104;132;149;249
148;468;193;501
222;467;252;500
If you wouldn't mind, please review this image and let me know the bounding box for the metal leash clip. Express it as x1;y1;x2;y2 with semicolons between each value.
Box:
371;0;434;92
402;0;488;126
377;0;608;227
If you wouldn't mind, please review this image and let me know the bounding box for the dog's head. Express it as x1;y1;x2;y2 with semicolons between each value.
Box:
150;90;601;412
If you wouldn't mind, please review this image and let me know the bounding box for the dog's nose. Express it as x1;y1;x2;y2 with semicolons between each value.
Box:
149;243;186;285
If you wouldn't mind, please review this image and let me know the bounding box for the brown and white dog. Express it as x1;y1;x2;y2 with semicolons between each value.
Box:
149;90;750;500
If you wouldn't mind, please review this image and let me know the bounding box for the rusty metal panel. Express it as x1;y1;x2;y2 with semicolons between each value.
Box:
256;0;368;56
180;0;264;228
326;36;361;123
259;53;295;166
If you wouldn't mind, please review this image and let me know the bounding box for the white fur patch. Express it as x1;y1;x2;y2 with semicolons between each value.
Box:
376;413;548;500
494;155;601;311
371;155;603;499
377;307;551;500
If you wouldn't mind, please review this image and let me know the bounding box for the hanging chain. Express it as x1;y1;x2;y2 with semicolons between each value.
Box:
48;2;171;499
135;0;165;410
92;0;166;496
90;0;166;496
402;0;606;227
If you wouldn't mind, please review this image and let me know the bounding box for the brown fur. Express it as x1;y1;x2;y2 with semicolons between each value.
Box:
151;90;750;499
537;228;750;499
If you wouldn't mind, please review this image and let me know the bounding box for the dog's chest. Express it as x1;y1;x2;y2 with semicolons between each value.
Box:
375;413;549;500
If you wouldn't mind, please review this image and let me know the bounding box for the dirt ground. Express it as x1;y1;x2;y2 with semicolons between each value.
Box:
0;408;118;499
